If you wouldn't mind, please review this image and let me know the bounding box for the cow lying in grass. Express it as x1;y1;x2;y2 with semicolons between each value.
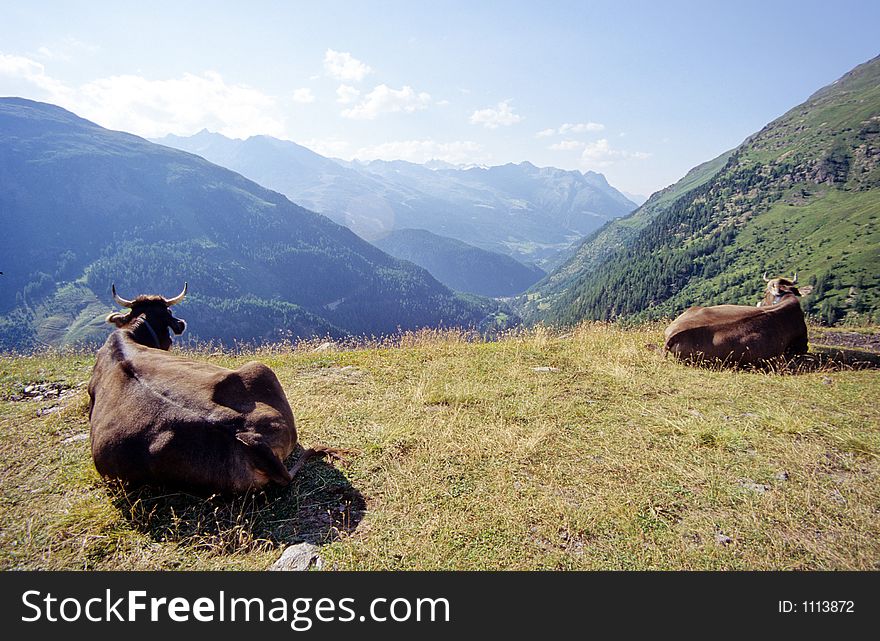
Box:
664;273;813;366
88;283;339;494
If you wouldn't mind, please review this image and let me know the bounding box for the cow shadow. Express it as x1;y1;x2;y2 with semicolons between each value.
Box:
660;344;880;374
782;346;880;374
107;454;365;554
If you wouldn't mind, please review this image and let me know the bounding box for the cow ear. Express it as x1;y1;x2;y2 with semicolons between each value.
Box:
106;312;128;327
799;285;814;296
170;318;186;335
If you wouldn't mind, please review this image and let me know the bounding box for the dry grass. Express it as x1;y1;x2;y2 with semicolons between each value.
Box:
1;323;878;570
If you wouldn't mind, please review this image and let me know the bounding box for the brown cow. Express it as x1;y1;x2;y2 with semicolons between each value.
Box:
88;283;336;494
663;274;814;365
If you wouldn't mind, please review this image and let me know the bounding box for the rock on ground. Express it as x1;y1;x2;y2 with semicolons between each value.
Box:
269;542;321;571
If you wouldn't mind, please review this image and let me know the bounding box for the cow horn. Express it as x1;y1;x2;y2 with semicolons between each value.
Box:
792;271;798;284
164;282;188;306
762;272;770;282
111;284;134;308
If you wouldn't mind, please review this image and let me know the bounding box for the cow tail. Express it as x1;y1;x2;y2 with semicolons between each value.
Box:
287;445;353;479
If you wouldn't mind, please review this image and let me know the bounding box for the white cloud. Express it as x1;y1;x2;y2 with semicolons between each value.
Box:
323;49;372;83
77;72;285;139
539;121;606;137
292;87;315;103
352;139;488;165
559;121;604;134
580;138;650;167
549;139;585;151
581;139;614;163
0;52;71;96
301;137;352;158
469;100;523;129
36;46;67;62
341;84;431;120
336;84;360;104
0;53;286;139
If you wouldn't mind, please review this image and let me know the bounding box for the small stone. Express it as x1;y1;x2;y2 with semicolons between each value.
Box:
715;533;733;546
62;433;89;444
269;542;320;571
738;478;770;494
531;366;560;372
313;342;337;352
828;489;847;505
775;471;790;481
24;385;35;394
822;377;833;385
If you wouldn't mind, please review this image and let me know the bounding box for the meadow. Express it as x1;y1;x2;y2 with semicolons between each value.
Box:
1;324;878;570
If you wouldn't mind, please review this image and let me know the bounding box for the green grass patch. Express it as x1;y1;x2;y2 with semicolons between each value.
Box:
1;324;878;570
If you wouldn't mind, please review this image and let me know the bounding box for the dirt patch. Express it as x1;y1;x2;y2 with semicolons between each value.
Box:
811;331;880;354
6;381;82;403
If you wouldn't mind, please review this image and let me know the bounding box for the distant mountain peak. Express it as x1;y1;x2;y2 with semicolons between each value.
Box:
155;129;639;267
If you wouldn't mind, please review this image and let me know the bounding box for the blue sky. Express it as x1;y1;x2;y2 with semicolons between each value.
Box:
1;1;878;195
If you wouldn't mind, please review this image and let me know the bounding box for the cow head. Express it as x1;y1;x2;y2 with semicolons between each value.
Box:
106;283;188;350
758;272;813;307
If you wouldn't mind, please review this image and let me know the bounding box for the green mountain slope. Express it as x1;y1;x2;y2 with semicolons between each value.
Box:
0;98;504;350
518;149;734;321
525;55;880;326
373;228;545;297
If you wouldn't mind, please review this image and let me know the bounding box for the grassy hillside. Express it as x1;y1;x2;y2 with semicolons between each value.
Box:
670;188;880;322
1;325;877;570
524;55;880;326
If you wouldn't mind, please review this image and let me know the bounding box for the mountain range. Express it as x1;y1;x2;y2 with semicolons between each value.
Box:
2;56;876;351
154;131;637;269
0;98;508;350
521;54;880;326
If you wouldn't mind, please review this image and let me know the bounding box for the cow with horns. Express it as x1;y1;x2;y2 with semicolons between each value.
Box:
663;273;814;366
88;283;338;494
